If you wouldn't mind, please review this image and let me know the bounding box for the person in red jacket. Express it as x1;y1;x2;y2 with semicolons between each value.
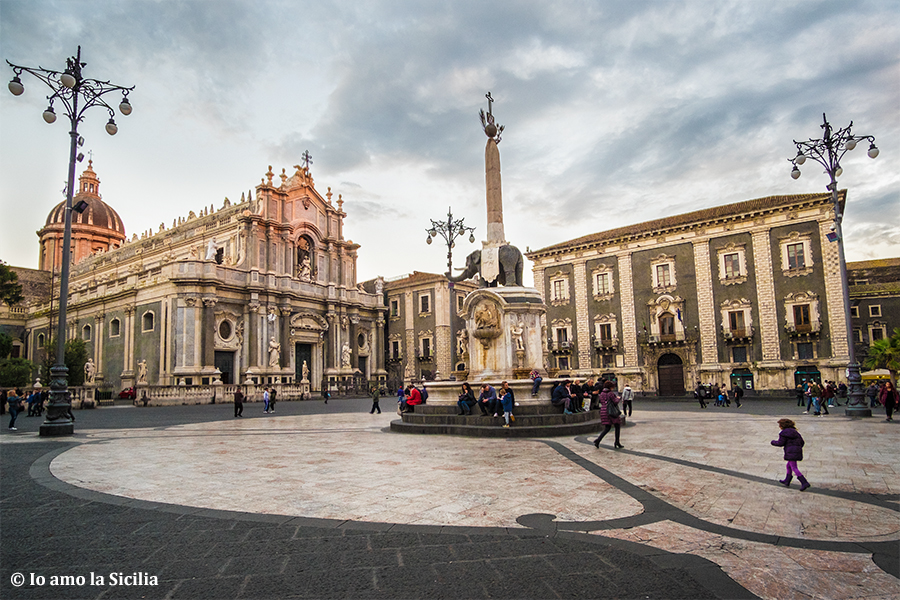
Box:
400;385;422;413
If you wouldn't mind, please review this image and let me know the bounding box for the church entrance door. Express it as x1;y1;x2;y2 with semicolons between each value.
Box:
657;353;685;396
214;351;235;384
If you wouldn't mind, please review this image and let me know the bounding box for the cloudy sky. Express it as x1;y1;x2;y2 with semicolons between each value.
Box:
1;0;897;286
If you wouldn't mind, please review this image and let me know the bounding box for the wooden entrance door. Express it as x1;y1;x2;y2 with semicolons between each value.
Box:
657;353;685;396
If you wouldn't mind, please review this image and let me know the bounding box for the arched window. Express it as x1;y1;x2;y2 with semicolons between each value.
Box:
109;318;121;337
142;311;155;332
37;333;45;348
82;324;92;341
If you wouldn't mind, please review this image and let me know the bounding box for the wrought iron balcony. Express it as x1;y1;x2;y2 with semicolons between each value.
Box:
722;326;755;343
550;340;572;355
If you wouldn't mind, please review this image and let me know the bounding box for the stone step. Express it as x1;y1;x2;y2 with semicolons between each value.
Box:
389;415;610;438
400;409;602;427
404;404;575;417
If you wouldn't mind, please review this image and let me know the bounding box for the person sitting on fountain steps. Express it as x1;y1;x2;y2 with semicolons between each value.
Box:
477;384;499;417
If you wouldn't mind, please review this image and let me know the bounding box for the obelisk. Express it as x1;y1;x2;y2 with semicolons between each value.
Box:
481;92;506;246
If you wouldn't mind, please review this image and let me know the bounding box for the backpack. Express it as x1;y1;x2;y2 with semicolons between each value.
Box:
419;387;429;402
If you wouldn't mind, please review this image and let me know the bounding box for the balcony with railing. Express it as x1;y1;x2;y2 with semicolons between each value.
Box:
550;340;573;355
592;337;619;351
722;325;755;343
785;320;821;338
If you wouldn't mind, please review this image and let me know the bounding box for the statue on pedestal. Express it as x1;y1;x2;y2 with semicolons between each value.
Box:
84;358;96;384
341;343;352;368
301;360;310;382
137;359;148;384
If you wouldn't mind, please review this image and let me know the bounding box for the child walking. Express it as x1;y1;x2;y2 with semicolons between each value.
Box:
771;418;810;491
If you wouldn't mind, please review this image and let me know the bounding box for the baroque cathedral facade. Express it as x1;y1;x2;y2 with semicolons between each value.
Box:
4;161;386;393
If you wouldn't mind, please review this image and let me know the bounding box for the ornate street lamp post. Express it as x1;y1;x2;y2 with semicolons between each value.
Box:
426;208;475;380
426;207;476;278
7;47;134;436
788;113;878;417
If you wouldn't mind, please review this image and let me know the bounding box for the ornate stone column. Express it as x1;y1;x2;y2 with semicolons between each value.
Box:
248;302;261;370
201;297;217;369
94;313;105;382
280;305;292;372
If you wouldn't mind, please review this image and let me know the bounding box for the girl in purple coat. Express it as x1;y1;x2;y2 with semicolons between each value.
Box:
771;418;809;491
592;383;623;449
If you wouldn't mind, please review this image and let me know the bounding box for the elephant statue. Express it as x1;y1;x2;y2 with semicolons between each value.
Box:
446;244;524;287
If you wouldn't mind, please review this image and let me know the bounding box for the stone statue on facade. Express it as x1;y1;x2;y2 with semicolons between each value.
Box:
301;360;310;382
375;276;384;295
456;328;468;355
137;359;148;384
268;337;281;367
84;358;96;384
298;255;312;282
511;321;525;351
205;238;218;260
341;342;352;368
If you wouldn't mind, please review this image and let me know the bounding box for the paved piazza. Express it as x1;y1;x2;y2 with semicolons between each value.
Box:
2;401;898;599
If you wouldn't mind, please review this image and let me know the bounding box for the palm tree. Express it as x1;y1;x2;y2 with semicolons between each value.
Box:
863;328;900;386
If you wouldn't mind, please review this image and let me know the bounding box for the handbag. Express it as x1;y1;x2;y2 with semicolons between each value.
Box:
607;398;621;418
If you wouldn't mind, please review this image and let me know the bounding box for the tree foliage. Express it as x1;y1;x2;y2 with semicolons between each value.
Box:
41;338;89;386
863;327;900;386
0;262;24;307
0;358;35;388
0;331;12;359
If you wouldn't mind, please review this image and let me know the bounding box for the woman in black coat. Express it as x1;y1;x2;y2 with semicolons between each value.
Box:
592;383;623;449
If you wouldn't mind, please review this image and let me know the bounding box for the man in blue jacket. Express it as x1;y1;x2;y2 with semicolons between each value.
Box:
477;384;498;417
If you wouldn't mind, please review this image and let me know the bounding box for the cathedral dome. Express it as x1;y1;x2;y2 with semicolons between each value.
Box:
37;160;127;271
44;195;125;234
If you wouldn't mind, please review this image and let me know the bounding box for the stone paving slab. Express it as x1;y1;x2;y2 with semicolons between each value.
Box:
1;398;898;599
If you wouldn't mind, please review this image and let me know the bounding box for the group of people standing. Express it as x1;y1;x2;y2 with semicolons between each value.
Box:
864;380;899;422
694;382;743;409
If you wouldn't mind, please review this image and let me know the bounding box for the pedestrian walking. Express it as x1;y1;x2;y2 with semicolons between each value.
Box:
695;381;707;409
878;381;898;422
323;387;331;404
731;384;744;408
369;385;382;414
795;383;806;407
621;384;634;417
269;387;277;412
771;418;810;491
263;387;270;413
233;389;244;417
865;382;879;408
592;383;623;449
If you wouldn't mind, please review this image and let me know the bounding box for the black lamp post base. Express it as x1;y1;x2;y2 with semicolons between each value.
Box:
844;406;872;418
39;422;75;436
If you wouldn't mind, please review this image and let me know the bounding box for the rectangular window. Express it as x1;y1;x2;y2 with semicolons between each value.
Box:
421;338;431;358
797;342;814;360
793;304;811;330
553;280;565;300
598;323;612;341
601;354;614;368
419;294;430;313
732;346;748;363
557;356;569;370
555;328;568;344
457;294;464;312
390;299;399;318
787;243;805;269
391;341;400;360
595;273;610;295
729;311;745;335
850;306;859;318
872;328;885;342
724;253;740;279
869;305;882;317
656;264;671;287
854;329;863;343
